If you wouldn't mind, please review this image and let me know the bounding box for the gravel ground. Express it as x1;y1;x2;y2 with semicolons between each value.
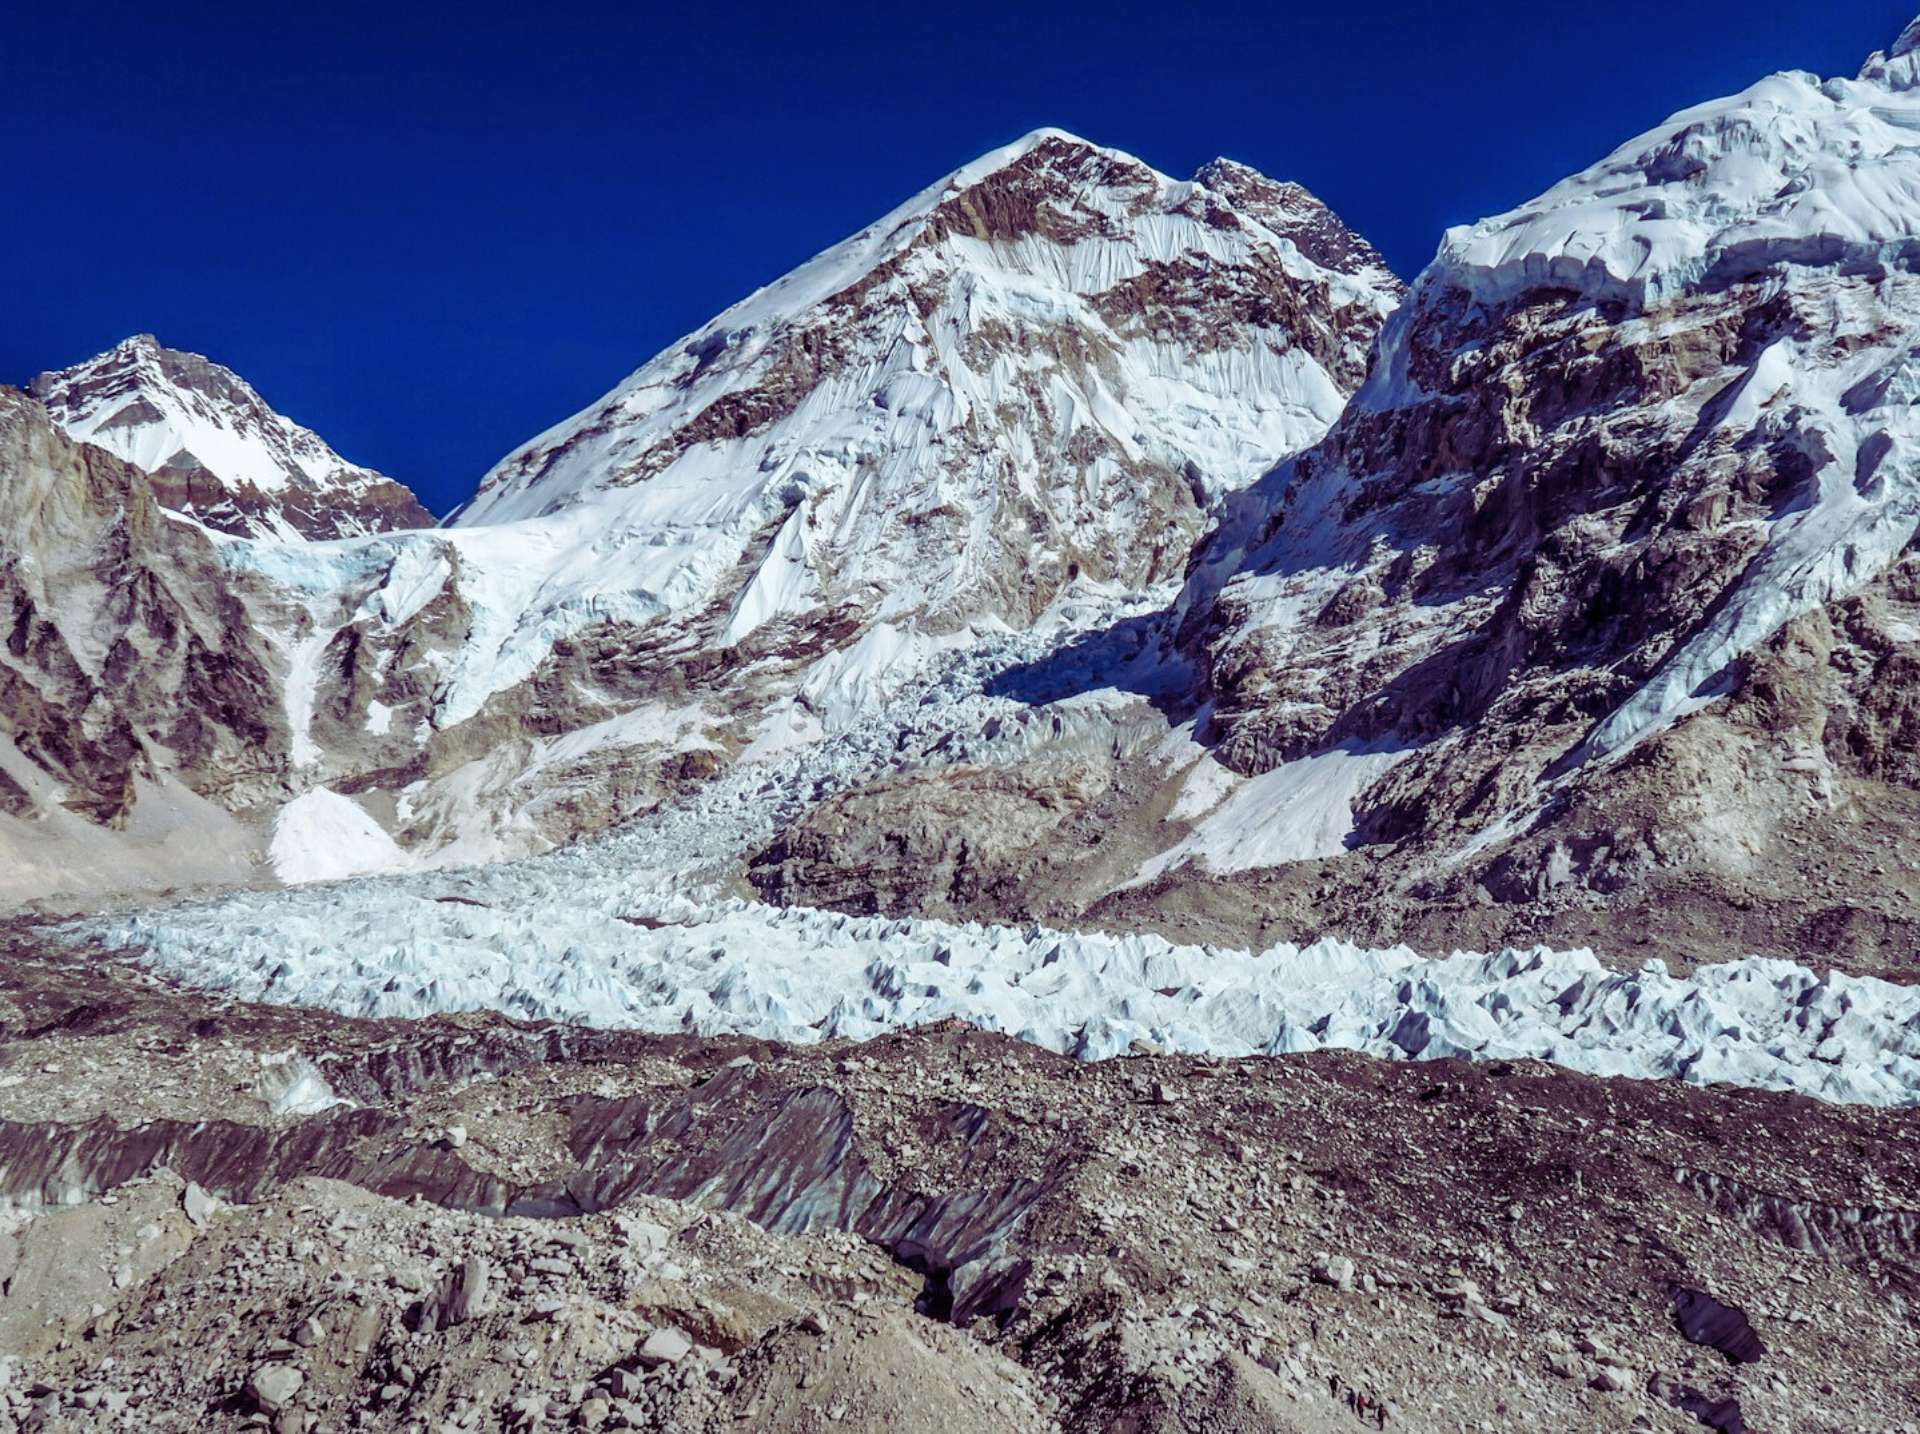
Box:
0;936;1916;1432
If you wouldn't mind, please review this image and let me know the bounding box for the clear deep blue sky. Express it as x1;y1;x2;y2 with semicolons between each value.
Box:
3;1;1909;514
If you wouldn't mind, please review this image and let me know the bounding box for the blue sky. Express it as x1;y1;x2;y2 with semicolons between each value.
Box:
3;0;1909;514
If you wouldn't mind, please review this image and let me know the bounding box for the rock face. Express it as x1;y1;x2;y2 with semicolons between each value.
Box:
0;389;289;900
1085;26;1920;962
30;335;432;540
1190;53;1920;775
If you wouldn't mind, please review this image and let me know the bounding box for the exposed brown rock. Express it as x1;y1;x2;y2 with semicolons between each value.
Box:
0;391;287;827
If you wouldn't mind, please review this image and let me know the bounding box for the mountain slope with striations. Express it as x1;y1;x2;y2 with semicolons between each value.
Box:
443;130;1397;650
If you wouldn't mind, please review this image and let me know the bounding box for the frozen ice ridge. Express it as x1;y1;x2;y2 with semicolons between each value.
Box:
85;869;1920;1108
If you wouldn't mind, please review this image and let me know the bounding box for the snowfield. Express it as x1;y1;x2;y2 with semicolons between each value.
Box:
269;788;412;885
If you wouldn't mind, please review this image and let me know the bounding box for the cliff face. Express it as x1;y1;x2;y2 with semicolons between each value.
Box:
0;390;286;809
0;389;292;900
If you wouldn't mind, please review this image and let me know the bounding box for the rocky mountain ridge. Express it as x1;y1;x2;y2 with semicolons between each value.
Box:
1136;23;1920;959
744;24;1920;976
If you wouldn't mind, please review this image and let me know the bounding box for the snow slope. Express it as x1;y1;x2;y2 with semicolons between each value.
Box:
457;130;1395;531
1131;744;1410;885
269;789;412;885
383;129;1402;705
1441;44;1920;309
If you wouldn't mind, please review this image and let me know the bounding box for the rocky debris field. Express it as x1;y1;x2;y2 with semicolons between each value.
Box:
0;933;1916;1432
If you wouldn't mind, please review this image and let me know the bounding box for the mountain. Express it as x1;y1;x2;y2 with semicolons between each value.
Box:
18;24;1920;983
15;35;1920;1429
752;27;1920;976
220;130;1403;866
29;336;433;540
0;132;1400;896
1097;23;1920;967
449;131;1399;639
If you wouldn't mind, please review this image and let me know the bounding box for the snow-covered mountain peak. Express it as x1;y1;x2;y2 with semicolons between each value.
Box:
1889;14;1920;59
1431;38;1920;313
1182;22;1920;920
1190;157;1401;295
29;336;431;540
454;128;1402;603
177;128;1400;858
935;125;1119;185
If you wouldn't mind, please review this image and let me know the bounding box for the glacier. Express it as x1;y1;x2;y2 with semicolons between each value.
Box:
87;868;1920;1108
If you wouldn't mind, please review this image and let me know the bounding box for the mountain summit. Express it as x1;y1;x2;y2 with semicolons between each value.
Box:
448;129;1401;644
29;335;432;540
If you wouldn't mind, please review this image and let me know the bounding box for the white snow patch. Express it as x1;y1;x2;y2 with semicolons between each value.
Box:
1132;745;1410;885
253;1050;349;1115
269;789;411;885
1165;754;1241;824
281;622;334;769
